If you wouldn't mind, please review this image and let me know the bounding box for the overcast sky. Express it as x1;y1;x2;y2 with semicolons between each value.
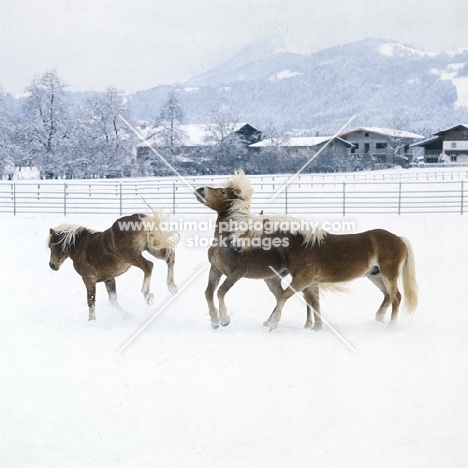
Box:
1;0;466;95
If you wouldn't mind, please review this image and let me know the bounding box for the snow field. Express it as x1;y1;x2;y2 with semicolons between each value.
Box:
0;212;467;467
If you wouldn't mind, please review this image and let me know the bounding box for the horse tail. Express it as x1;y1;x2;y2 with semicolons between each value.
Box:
400;237;418;315
144;211;180;258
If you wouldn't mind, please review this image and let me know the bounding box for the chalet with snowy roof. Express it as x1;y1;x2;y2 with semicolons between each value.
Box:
411;124;468;164
249;136;355;172
338;127;423;166
134;122;262;159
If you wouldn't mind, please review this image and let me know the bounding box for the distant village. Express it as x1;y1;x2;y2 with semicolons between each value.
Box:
11;121;468;180
3;72;468;180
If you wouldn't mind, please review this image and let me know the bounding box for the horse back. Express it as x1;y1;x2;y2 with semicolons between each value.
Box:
283;228;406;282
71;217;147;280
208;244;285;279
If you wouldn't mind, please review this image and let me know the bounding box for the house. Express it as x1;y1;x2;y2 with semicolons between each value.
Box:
411;124;468;163
134;122;262;160
338;127;424;166
249;136;355;172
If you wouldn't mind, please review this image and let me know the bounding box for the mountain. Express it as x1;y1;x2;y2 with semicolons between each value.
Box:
130;37;468;134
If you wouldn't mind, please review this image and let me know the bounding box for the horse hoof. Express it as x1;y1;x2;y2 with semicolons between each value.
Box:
211;322;220;329
221;319;230;327
304;322;313;329
88;316;96;321
169;285;178;295
312;324;322;331
269;324;278;332
146;293;155;306
263;321;270;327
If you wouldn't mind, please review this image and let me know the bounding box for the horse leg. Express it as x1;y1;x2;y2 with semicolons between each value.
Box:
262;277;283;327
104;278;118;307
133;255;155;306
149;247;178;295
205;265;222;328
367;274;391;322
383;276;402;330
303;284;321;330
83;278;97;321
217;271;243;327
267;276;312;331
165;249;178;295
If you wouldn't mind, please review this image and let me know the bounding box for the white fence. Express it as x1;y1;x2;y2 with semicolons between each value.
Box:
1;173;467;216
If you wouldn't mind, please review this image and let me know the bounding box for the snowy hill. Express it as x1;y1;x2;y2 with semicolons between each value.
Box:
131;38;468;133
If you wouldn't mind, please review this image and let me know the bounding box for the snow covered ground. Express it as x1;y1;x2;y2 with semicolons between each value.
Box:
1;207;468;467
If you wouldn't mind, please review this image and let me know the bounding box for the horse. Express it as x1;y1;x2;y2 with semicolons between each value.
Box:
195;171;324;330
196;171;418;331
47;212;179;320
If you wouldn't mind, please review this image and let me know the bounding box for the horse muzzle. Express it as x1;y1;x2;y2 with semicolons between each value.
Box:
49;262;59;271
195;187;206;203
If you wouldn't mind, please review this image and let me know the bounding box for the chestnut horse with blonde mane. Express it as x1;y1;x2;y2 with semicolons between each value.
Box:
196;171;418;331
48;213;179;320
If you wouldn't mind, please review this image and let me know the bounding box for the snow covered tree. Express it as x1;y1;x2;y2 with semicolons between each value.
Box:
0;88;16;179
22;70;70;177
73;87;132;178
203;107;248;172
157;91;186;153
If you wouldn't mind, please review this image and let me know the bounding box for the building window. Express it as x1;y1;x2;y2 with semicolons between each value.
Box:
364;133;369;137
451;155;458;162
451;142;457;148
376;142;387;149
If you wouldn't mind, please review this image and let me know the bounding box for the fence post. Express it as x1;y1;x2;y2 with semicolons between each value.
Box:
285;184;288;214
13;183;16;216
342;181;346;216
398;181;402;215
119;182;123;216
461;180;464;215
63;183;67;216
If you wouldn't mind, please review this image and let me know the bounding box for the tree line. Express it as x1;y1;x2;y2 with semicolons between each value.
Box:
0;71;292;179
0;69;413;180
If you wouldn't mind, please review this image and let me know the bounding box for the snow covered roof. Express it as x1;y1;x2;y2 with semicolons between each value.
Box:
433;124;468;136
249;136;353;148
135;122;259;147
410;136;442;148
339;127;424;140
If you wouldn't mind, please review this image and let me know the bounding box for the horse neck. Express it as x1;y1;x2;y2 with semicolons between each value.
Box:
214;213;229;238
63;229;91;259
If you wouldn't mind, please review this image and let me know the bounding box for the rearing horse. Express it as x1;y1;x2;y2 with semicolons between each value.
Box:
48;213;179;320
196;171;418;331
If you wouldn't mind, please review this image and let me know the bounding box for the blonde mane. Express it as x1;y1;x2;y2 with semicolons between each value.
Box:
48;224;96;251
224;170;254;202
222;171;327;246
143;211;180;254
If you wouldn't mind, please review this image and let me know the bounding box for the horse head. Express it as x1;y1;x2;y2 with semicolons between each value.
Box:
195;170;254;215
47;225;83;271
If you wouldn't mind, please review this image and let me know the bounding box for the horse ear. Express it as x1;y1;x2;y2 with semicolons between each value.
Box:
50;228;56;237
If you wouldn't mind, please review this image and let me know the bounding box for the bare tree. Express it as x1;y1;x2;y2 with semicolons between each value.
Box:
203;107;248;172
21;70;70;177
74;87;132;177
157;91;186;152
0;88;16;179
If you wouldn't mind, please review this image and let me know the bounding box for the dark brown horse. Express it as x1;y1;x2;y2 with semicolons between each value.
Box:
48;213;179;320
196;171;418;331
